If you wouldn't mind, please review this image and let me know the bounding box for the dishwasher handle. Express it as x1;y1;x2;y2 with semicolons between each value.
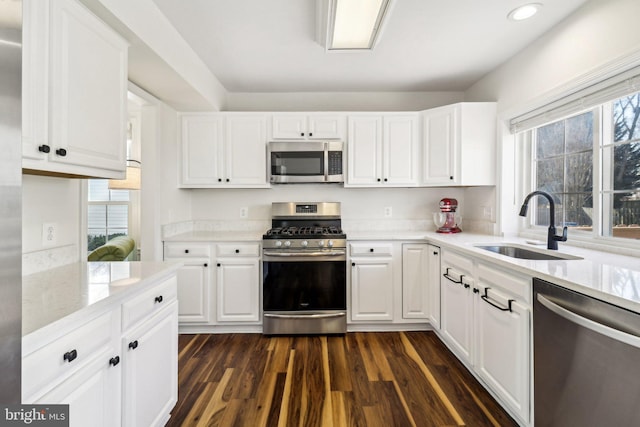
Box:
537;293;640;349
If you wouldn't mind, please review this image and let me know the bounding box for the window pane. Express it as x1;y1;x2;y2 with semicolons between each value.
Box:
110;189;130;202
564;193;593;227
536;158;563;193
87;230;106;251
107;205;128;229
565;152;593;192
88;180;110;202
613;142;640;191
536;121;564;158
613;93;640;142
565;112;593;153
88;205;106;229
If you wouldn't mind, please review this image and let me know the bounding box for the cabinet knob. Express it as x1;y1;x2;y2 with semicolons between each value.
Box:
377;178;381;182
128;340;139;350
109;356;120;366
309;132;313;137
449;176;454;180
63;349;78;363
235;249;240;253
204;263;208;267
154;295;163;304
433;251;439;255
226;178;230;182
384;178;388;182
369;248;374;252
38;144;50;153
55;148;67;157
351;262;355;266
184;249;189;254
300;132;304;137
464;283;470;289
217;263;221;267
218;178;222;182
473;288;479;294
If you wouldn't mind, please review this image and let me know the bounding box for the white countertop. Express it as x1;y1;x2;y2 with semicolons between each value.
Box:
422;232;640;314
22;261;182;341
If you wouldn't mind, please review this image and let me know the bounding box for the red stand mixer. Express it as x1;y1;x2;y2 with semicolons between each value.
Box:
434;198;462;233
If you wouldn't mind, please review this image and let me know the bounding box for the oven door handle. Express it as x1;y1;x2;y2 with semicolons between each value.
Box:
264;312;346;319
263;250;346;257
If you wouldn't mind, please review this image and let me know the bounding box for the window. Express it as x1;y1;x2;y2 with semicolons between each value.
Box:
87;181;130;252
527;90;640;241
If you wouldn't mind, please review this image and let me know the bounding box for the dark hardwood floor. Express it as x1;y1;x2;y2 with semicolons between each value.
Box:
167;331;518;427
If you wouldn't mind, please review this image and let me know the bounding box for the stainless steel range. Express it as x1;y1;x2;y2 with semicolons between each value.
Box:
262;202;347;335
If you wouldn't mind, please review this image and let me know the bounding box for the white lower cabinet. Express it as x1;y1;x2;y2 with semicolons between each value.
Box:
22;272;179;427
438;249;531;426
426;245;441;329
475;263;531;425
349;242;394;321
122;301;178;427
402;243;430;320
215;243;261;323
163;242;212;324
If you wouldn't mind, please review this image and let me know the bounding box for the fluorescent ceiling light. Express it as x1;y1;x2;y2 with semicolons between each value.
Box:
327;0;392;51
508;3;542;21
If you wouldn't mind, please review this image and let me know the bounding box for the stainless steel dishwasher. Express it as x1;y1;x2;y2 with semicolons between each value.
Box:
533;278;640;426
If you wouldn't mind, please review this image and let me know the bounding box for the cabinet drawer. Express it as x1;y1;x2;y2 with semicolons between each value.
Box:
217;243;260;257
441;249;473;273
23;310;115;400
122;276;178;331
477;262;531;305
164;243;211;258
349;243;393;256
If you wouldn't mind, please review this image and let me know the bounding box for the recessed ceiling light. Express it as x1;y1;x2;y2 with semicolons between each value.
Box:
508;3;542;21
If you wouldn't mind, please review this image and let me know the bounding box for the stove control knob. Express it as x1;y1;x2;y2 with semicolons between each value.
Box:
301;240;308;247
284;241;291;247
327;240;334;248
318;240;325;247
275;241;283;247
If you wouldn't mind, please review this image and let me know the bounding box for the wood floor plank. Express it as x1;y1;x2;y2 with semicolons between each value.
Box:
169;332;518;427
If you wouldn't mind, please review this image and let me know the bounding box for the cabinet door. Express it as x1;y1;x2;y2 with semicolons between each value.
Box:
216;258;260;322
440;266;473;361
175;262;211;323
383;115;419;186
307;114;345;139
122;302;178;427
48;0;127;174
402;244;429;320
180;114;224;186
225;115;268;186
36;350;121;427
350;257;393;321
474;285;530;424
427;245;441;329
272;114;307;139
422;105;457;185
346;116;382;185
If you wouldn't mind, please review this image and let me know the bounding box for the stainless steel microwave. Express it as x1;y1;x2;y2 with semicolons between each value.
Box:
268;141;344;183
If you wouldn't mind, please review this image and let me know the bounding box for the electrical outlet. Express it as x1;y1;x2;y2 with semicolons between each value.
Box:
42;222;57;246
384;206;392;217
239;207;248;218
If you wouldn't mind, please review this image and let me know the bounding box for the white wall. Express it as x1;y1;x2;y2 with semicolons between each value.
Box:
226;91;464;112
465;0;640;115
22;175;81;274
464;0;640;235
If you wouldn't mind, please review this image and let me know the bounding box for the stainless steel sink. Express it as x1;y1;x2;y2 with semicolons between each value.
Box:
474;244;582;261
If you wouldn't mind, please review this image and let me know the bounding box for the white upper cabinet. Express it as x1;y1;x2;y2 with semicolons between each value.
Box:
22;0;128;178
180;113;269;188
346;114;419;187
271;114;345;140
421;103;496;186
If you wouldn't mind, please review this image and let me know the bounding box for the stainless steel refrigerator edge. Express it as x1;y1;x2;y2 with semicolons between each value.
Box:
0;1;22;404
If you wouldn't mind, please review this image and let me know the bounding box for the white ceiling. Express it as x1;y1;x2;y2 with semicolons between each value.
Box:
151;0;588;93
